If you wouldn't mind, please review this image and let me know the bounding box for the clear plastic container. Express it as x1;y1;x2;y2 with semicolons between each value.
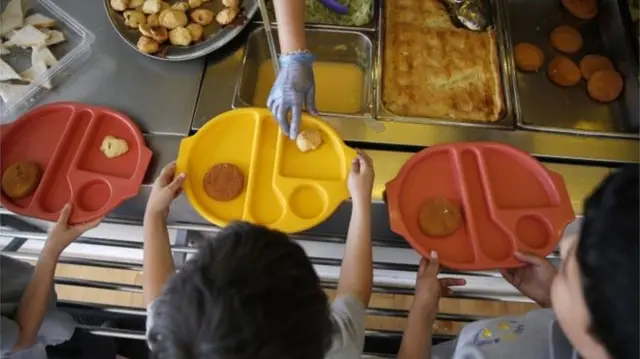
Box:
0;0;95;122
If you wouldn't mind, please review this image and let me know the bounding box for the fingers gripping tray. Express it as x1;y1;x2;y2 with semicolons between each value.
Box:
177;108;357;233
0;102;152;224
386;142;575;270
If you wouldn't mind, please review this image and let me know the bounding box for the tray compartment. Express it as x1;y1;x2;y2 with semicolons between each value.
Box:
376;0;517;129
74;178;112;213
245;116;285;225
515;214;552;250
233;28;374;119
288;184;327;220
37;109;92;213
508;0;639;137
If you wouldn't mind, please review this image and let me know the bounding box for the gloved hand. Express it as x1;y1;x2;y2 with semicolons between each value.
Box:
267;51;318;140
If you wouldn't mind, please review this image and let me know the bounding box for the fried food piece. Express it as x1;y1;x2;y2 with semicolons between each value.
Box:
188;0;204;8
128;0;145;9
139;24;168;42
561;0;598;20
159;9;188;29
186;23;204;42
123;10;146;28
192;8;216;25
137;36;160;53
110;0;129;11
216;8;238;25
169;26;191;46
171;2;189;11
550;25;583;54
579;54;615;80
514;42;544;72
203;163;245;201
1;162;41;199
417;198;462;237
587;70;623;103
296;129;323;152
101;136;130;158
142;0;163;14
147;13;160;25
222;0;240;9
548;56;581;87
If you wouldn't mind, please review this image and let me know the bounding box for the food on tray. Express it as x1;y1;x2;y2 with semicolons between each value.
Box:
169;26;191;46
101;136;130;158
25;13;56;28
514;43;545;72
110;0;242;55
561;0;598;20
0;0;24;37
550;25;583;54
587;70;623;103
253;60;364;114
579;54;615;80
548;56;581;87
5;25;49;48
0;58;21;81
31;46;58;67
303;0;372;26
417;198;463;238
203;163;245;201
1;161;42;200
129;0;146;9
20;61;51;89
296;129;323;152
383;0;503;122
111;0;130;12
45;30;66;46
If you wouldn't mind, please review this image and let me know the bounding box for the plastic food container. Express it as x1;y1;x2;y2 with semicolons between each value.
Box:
0;0;95;122
177;108;356;233
386;142;575;270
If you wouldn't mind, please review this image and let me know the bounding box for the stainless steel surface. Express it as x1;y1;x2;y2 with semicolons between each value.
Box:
233;27;374;119
103;0;259;61
257;0;280;74
508;0;640;137
17;0;204;135
375;0;517;130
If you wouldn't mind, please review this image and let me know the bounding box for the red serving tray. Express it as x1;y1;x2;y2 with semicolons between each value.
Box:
0;102;152;224
386;142;575;270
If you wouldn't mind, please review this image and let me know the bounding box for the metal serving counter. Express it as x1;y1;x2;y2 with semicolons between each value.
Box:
0;0;637;354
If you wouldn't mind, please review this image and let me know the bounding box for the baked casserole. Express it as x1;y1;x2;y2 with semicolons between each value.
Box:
383;0;504;122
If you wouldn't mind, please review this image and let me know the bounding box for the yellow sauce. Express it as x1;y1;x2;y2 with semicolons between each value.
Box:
252;60;364;114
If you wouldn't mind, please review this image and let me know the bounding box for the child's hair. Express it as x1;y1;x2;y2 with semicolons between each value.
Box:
578;165;639;359
148;222;333;359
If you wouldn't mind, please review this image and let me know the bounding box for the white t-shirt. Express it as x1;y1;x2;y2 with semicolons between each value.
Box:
146;295;366;359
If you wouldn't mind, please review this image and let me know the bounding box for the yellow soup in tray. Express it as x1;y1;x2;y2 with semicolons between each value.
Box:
253;60;364;114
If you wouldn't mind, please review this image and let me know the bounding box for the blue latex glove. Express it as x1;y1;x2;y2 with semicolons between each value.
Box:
267;52;318;140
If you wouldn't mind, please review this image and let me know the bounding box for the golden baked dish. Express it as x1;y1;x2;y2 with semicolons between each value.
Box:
382;0;504;122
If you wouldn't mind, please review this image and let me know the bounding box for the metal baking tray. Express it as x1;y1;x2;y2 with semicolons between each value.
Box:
508;0;639;138
232;27;375;119
104;0;258;61
256;0;378;32
375;0;517;129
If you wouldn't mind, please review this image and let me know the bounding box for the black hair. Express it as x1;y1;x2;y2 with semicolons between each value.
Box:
578;165;639;359
148;222;333;359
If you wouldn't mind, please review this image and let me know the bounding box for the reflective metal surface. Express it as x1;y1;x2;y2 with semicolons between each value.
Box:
507;0;640;138
103;0;259;61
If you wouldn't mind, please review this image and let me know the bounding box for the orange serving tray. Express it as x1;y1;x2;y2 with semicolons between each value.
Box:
386;142;575;270
177;108;356;233
0;102;152;224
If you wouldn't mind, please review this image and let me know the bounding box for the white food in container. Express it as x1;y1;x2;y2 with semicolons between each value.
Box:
5;25;49;48
0;58;21;81
0;0;24;37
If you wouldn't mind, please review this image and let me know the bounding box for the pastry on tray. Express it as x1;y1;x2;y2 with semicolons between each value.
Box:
579;54;615;80
514;42;545;72
296;129;323;153
203;163;245;201
1;161;41;199
587;70;623;103
548;56;581;87
382;0;504;122
550;25;583;54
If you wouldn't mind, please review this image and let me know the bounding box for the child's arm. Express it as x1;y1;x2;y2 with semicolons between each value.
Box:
336;151;374;306
13;204;100;351
272;0;306;53
143;162;185;306
397;252;466;359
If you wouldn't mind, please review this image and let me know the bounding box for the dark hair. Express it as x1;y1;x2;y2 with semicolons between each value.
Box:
148;222;333;359
578;165;639;359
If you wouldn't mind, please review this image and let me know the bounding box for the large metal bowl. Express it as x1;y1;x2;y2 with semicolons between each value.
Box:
104;0;258;61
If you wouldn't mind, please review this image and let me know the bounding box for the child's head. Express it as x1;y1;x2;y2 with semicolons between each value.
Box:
148;222;333;359
551;165;639;359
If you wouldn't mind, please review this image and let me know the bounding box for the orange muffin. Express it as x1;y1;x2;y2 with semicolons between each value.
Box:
579;54;615;80
1;161;41;199
548;56;582;87
203;163;245;201
561;0;598;20
514;43;545;72
550;25;583;54
587;70;624;103
417;198;463;238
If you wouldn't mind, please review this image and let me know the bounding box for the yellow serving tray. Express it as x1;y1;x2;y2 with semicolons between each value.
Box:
176;108;357;233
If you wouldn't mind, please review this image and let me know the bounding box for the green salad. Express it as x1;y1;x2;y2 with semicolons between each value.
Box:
305;0;373;26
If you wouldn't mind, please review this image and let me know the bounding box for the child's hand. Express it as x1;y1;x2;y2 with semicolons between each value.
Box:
348;150;374;206
46;204;102;254
500;252;557;307
412;251;466;320
146;161;186;219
